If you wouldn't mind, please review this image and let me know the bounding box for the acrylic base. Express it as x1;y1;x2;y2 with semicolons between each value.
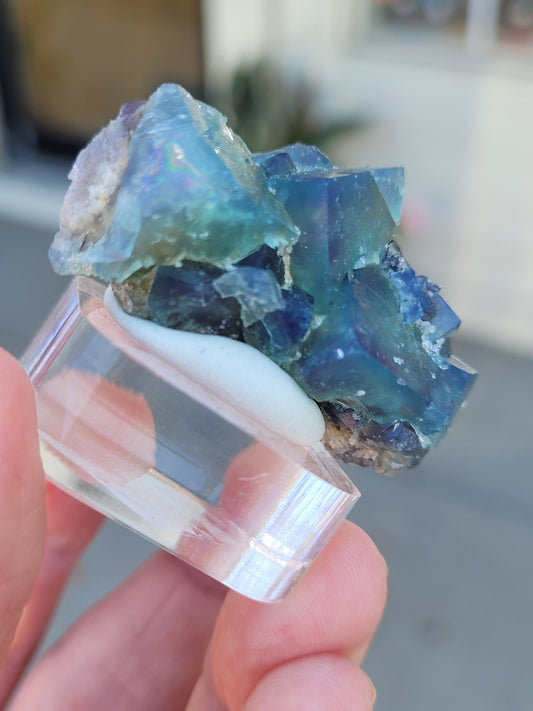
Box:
21;277;359;602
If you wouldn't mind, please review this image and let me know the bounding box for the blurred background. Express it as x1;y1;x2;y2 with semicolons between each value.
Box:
0;1;531;709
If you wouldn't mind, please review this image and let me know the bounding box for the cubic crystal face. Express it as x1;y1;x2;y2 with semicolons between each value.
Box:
49;83;476;473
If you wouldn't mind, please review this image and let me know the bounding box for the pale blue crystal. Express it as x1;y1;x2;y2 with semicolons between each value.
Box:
213;267;283;328
50;84;299;282
255;143;332;176
370;168;404;225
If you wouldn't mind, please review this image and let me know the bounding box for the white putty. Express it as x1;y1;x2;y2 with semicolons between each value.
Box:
104;288;325;447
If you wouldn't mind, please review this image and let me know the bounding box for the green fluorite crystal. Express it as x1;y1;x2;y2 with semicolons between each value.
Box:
49;83;476;473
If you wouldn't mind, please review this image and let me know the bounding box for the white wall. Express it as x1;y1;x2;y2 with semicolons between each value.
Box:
452;72;533;354
202;0;361;85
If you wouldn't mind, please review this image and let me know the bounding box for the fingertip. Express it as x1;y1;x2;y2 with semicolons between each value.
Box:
321;520;388;630
211;520;387;710
243;654;376;711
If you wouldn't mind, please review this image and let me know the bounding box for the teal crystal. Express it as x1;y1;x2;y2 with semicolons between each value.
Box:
258;145;403;314
50;84;299;282
50;83;476;473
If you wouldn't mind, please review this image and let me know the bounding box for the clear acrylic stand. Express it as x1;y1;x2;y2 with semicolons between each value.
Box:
21;276;359;601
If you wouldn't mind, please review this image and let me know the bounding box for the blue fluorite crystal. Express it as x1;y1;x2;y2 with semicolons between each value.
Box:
50;84;476;473
244;285;314;361
257;145;403;314
148;263;243;339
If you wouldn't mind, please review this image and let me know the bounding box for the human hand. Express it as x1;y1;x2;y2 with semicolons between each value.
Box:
0;347;386;710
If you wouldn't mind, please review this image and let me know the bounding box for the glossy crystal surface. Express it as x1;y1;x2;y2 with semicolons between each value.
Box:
50;84;299;281
49;84;476;473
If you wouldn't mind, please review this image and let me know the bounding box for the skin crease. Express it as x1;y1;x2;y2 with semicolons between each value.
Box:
0;347;386;710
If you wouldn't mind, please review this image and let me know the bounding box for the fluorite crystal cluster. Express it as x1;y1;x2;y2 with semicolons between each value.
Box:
50;84;476;473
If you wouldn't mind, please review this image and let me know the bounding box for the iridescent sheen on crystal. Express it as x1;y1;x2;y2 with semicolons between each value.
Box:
50;84;299;282
49;83;476;473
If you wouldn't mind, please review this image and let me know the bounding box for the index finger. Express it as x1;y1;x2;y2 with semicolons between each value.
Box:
210;519;387;710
